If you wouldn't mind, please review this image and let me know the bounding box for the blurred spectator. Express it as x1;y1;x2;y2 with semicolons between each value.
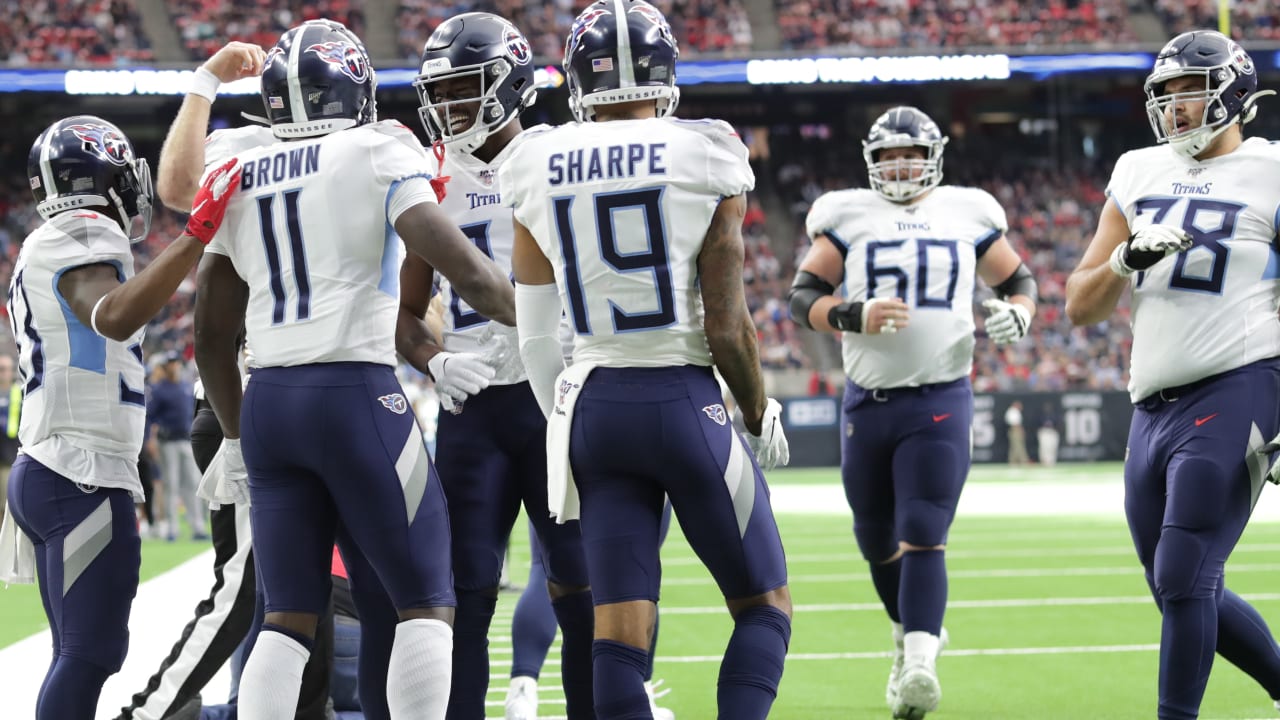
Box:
397;0;751;61
0;0;153;65
775;0;1136;51
170;0;365;61
148;352;207;542
1005;400;1028;465
1156;0;1280;42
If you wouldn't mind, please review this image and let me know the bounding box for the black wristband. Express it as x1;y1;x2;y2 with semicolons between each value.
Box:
828;301;864;333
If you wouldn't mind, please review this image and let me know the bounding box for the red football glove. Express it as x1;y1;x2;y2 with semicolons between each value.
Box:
185;157;242;244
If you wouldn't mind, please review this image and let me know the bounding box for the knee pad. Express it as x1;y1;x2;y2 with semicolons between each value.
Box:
898;498;952;548
1153;526;1216;602
853;519;898;563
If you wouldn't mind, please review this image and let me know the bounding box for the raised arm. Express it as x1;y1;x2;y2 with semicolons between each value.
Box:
157;41;265;210
59;159;242;342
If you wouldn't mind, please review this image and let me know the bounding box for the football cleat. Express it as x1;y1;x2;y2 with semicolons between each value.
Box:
504;676;538;720
889;628;948;719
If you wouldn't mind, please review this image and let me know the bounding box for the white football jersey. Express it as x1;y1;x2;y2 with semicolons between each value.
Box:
806;185;1008;388
501;118;755;368
435;141;525;383
206;121;438;368
8;212;145;498
1106;138;1280;402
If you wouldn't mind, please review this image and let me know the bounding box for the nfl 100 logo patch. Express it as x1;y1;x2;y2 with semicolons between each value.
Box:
702;403;727;425
378;393;408;414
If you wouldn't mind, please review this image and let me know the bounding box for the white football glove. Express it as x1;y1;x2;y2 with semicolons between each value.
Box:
1109;224;1193;277
428;351;496;412
197;438;249;508
982;298;1031;345
478;322;525;384
744;398;790;471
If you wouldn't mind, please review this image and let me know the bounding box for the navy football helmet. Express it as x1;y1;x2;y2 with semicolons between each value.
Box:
27;115;153;242
1144;30;1274;157
415;13;537;152
862;106;948;202
260;19;376;139
564;0;679;122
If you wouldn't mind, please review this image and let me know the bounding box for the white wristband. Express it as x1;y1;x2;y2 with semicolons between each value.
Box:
188;66;220;103
1108;242;1135;278
90;295;108;337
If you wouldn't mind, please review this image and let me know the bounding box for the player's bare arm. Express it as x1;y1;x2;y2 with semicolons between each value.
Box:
1065;199;1136;326
699;194;767;435
193;253;249;439
976;237;1036;317
59;158;241;342
395;252;443;375
790;233;910;335
157;41;265;209
395;201;516;325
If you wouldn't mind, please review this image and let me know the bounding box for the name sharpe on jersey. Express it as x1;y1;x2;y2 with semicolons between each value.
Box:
240;146;321;190
547;143;667;186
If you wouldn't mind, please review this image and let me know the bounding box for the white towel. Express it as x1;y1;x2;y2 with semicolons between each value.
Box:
545;362;597;523
0;505;35;585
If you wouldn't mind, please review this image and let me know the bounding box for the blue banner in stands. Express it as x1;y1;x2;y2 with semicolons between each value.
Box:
0;50;1272;93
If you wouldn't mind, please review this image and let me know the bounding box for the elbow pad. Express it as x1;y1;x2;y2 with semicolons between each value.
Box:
787;271;836;330
994;263;1037;302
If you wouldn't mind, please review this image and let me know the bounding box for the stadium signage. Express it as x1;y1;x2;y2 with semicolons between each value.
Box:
745;54;1012;84
0;50;1273;94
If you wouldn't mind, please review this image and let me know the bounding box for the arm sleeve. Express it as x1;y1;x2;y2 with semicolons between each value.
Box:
516;282;567;418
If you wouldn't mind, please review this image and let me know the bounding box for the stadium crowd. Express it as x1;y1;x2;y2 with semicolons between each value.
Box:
395;0;753;61
775;0;1138;51
0;0;152;65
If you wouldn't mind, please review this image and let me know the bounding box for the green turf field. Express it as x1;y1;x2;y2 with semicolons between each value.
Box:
6;463;1279;719
487;464;1280;719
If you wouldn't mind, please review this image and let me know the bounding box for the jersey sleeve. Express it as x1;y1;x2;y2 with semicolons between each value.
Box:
970;188;1009;258
203;126;276;170
696;120;755;198
43;214;133;271
804;191;853;256
1104;151;1134;220
366;121;440;225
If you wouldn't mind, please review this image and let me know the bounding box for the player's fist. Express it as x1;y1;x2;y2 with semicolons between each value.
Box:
1109;224;1192;277
983;298;1031;345
203;41;267;83
428;351;497;411
863;297;910;335
743;398;790;471
185;158;241;244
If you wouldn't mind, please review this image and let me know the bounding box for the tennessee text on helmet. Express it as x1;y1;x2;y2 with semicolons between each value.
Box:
260;19;378;139
564;0;680;122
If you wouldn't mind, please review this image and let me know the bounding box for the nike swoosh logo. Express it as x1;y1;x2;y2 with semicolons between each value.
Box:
1194;413;1219;427
933;414;951;423
191;199;207;216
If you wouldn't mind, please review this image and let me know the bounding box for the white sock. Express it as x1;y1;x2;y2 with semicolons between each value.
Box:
903;630;940;661
388;618;454;719
238;630;310;720
891;620;905;644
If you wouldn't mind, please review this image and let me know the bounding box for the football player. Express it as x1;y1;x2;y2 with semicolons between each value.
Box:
191;19;515;719
788;105;1037;719
507;2;792;717
2;115;239;720
1065;31;1280;720
404;14;595;718
117;40;342;720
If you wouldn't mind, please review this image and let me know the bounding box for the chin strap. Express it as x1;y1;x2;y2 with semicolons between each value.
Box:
1243;89;1277;124
430;141;452;203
